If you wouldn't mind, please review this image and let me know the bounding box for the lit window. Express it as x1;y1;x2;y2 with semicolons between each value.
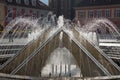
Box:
32;0;36;6
24;0;29;5
88;10;94;18
96;10;102;18
105;9;110;18
16;0;21;4
115;9;120;18
79;11;85;18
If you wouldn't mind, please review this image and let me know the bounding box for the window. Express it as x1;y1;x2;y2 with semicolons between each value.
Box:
16;9;21;17
115;9;120;18
96;10;102;18
7;0;13;2
88;10;94;18
79;11;85;18
105;9;110;18
31;0;36;6
106;0;111;2
24;0;29;5
24;10;29;17
16;0;21;4
61;0;64;9
21;9;25;17
7;7;13;22
7;8;12;18
90;0;96;3
32;12;37;19
41;14;44;17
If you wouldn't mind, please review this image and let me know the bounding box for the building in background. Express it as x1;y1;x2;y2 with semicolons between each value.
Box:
0;0;50;26
49;0;81;20
0;0;6;27
49;0;71;19
75;0;120;29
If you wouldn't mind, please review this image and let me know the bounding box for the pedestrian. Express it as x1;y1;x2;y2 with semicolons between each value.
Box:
9;30;13;42
49;73;51;77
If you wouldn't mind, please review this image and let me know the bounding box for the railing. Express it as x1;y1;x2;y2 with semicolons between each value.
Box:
63;30;111;76
0;27;50;70
98;34;120;40
0;26;120;77
100;46;120;60
72;27;120;74
10;28;111;76
0;73;120;80
10;28;62;74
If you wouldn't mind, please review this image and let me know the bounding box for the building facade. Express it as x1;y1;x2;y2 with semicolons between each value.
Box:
0;1;6;27
49;0;81;20
0;0;50;26
75;0;120;29
49;0;71;19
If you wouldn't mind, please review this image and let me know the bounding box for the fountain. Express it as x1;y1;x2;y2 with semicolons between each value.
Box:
0;13;119;79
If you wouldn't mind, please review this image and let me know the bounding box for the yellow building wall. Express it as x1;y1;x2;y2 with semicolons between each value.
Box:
0;3;5;26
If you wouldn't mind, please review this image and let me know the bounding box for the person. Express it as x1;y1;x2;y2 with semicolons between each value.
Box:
97;28;101;34
49;73;51;77
69;73;71;77
117;36;120;40
59;73;61;77
9;30;13;42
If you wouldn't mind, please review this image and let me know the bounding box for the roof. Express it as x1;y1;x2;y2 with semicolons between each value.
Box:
5;0;50;10
76;0;120;7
